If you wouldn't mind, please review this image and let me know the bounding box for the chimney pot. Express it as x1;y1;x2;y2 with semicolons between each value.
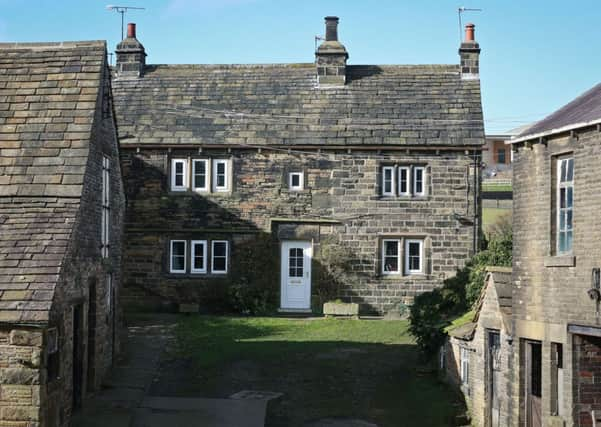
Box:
127;23;136;39
324;16;339;41
464;23;475;42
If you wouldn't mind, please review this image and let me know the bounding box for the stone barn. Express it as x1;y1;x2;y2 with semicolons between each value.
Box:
112;18;485;315
444;267;513;427
0;41;124;426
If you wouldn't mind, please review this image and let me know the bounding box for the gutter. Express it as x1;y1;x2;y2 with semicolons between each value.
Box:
507;117;601;144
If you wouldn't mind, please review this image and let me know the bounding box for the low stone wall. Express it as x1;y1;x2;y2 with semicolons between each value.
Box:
0;326;44;426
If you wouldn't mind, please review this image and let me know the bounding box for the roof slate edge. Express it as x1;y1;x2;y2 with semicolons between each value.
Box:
509;117;601;144
134;63;461;70
0;40;106;49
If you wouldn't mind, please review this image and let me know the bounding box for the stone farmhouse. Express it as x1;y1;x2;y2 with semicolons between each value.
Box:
111;18;485;315
0;41;124;426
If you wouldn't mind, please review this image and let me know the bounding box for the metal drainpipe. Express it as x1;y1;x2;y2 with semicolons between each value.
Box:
473;150;479;253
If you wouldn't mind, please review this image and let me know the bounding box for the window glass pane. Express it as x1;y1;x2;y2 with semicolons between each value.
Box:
414;168;424;194
399;169;408;193
567;210;572;229
175;162;183;174
172;256;185;271
559;212;566;230
567;158;574;181
291;174;300;187
560;188;566;209
560;159;567;182
214;242;226;257
566;231;573;251
213;257;226;271
385;241;398;256
194;161;206;188
383;168;392;193
193;243;205;270
217;163;225;174
384;256;398;272
409;242;420;257
567;187;573;208
559;233;566;253
175;173;183;186
173;241;185;256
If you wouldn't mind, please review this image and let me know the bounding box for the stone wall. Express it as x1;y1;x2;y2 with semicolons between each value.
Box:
121;147;479;314
511;127;601;426
0;327;43;426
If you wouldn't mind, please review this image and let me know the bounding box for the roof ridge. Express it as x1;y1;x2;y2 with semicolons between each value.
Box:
0;40;106;49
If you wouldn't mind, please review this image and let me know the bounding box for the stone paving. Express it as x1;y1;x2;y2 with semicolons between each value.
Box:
72;315;266;427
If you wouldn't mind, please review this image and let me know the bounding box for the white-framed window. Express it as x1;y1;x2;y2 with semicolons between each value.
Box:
191;240;208;274
381;239;401;275
192;159;209;192
171;159;188;191
211;240;228;274
289;172;304;191
101;156;110;258
557;157;574;254
405;239;423;275
212;159;229;192
106;273;113;312
413;166;426;196
398;166;410;196
170;240;187;273
460;347;470;386
382;166;395;196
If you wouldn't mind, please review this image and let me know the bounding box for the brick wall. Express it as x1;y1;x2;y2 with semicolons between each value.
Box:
121;147;479;314
573;334;601;427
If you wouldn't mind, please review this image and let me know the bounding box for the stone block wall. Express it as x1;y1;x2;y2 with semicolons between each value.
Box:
0;327;44;426
120;147;479;314
511;127;601;426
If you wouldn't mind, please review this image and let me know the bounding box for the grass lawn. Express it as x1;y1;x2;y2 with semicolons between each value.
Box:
481;183;512;193
482;207;511;234
164;316;465;427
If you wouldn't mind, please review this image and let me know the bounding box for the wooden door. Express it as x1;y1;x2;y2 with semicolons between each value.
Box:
526;341;542;427
280;241;312;310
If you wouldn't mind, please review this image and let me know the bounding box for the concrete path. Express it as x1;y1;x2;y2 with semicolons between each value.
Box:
72;315;266;427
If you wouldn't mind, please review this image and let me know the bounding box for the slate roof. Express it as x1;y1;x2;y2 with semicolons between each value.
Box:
513;83;601;142
112;64;484;147
0;41;106;324
0;41;105;197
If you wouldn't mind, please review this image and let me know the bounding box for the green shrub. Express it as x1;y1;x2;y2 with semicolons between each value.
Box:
409;223;512;357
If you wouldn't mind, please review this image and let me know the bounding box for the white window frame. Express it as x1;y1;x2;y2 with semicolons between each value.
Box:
211;240;229;274
382;166;395;196
405;239;424;275
190;240;208;274
398;166;410;196
192;159;209;192
212;159;229;192
413;166;426;196
171;159;188;191
460;347;470;386
381;239;401;275
169;240;187;274
289;172;304;191
557;157;574;254
101;156;110;258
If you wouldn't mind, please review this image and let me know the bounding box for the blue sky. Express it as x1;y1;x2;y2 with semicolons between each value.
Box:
1;0;600;133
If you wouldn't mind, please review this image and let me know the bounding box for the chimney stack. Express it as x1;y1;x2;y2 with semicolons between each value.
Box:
115;22;146;78
458;23;481;80
315;16;348;87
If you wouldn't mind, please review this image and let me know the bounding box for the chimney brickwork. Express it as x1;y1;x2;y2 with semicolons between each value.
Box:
459;23;481;80
115;23;146;78
315;16;348;87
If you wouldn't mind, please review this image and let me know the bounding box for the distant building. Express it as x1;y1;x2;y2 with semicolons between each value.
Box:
483;124;533;181
0;41;124;426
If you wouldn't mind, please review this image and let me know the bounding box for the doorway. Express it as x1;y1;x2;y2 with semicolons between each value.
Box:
487;331;501;427
87;278;97;391
280;241;312;310
525;341;542;427
72;304;84;410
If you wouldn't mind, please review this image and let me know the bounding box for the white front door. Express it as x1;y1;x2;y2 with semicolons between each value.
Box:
280;241;312;310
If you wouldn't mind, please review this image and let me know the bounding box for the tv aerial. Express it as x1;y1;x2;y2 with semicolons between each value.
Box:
458;7;482;42
106;5;146;40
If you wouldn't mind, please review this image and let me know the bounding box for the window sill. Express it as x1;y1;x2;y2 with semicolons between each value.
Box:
380;273;430;280
168;190;232;196
379;195;429;201
544;255;575;268
165;273;229;279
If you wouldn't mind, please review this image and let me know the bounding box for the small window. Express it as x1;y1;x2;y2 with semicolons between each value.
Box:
101;156;110;258
557;157;574;254
170;240;187;273
405;239;423;275
192;159;208;192
289;172;304;191
398;166;410;196
413;167;425;196
212;159;229;192
382;166;395;196
211;241;228;274
171;159;188;191
460;347;470;387
191;240;208;274
382;239;401;275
